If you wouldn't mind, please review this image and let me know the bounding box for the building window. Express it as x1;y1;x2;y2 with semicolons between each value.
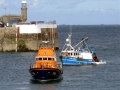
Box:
22;3;27;8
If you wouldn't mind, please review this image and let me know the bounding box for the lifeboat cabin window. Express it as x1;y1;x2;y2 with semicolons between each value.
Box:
36;58;39;60
36;58;42;60
43;57;47;60
48;58;52;60
39;58;42;60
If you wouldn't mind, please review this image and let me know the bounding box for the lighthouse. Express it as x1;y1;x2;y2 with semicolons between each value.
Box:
21;0;27;22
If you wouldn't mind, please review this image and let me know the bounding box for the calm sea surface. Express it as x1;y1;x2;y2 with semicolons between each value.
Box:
0;25;120;90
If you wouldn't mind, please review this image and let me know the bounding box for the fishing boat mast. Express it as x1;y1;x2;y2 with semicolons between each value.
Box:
62;25;74;51
73;37;88;48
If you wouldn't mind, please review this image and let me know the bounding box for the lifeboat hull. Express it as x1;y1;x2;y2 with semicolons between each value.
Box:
29;68;63;81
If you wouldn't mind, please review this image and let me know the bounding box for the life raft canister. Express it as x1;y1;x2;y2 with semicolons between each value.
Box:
65;52;68;56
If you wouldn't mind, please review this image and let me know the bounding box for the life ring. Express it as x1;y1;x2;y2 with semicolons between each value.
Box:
66;52;68;56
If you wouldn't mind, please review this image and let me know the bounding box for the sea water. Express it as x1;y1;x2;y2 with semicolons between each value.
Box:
0;25;120;90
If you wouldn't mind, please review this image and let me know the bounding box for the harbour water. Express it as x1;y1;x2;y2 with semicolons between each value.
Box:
0;25;120;90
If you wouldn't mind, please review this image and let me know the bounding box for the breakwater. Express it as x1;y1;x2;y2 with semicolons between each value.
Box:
0;27;59;52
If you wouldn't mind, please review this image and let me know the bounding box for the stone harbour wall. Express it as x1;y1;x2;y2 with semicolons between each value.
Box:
0;27;59;52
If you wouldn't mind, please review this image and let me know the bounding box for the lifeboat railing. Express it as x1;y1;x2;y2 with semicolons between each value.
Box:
30;62;62;69
30;63;47;69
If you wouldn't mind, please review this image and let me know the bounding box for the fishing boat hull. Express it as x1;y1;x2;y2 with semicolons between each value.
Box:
61;56;95;65
29;68;63;81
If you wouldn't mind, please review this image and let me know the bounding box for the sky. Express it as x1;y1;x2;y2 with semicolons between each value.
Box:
0;0;120;25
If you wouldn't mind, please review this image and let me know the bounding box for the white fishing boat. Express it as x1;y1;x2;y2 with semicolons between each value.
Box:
59;31;106;65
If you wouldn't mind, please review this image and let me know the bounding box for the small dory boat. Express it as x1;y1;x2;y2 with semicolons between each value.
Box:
29;44;63;82
59;34;106;65
91;60;106;65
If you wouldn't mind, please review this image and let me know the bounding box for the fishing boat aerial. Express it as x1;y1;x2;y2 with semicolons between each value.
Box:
59;33;106;66
29;41;63;82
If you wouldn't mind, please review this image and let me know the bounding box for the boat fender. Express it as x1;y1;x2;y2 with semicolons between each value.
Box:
66;52;68;56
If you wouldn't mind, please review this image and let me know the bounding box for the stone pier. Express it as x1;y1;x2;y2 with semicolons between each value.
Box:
0;27;59;52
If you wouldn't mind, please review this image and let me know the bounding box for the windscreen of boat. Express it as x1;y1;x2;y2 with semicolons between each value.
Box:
36;58;39;60
36;57;55;61
39;58;42;60
43;57;47;60
48;57;52;60
36;57;42;60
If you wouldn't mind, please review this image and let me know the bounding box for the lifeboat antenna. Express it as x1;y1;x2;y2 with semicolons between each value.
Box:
51;23;55;48
52;24;55;48
4;5;6;15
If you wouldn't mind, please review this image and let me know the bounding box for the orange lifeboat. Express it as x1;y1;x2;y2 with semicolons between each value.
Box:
29;47;63;82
